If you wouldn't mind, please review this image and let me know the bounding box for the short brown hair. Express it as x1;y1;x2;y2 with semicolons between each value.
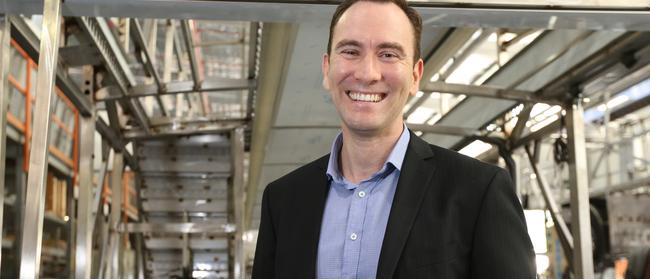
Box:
326;0;423;64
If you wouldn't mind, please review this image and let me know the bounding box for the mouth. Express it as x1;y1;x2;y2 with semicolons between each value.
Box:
345;91;386;103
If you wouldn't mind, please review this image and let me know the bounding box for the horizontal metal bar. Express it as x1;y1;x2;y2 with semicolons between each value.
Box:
119;222;235;234
142;199;227;212
148;116;249;127
124;121;245;140
145;238;228;250
421;81;559;104
407;123;480;137
97;78;256;101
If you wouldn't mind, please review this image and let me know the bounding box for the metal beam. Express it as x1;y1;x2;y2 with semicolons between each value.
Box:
181;19;201;89
407;123;479;137
119;222;235;234
130;18;168;116
123;120;245;140
566;99;595;279
97;78;256;101
75;107;96;279
18;0;62;277
0;15;10;267
95;118;138;169
524;146;574;264
107;152;125;278
420;81;560;105
245;23;298;228
231;127;246;279
75;17;151;132
246;22;260;119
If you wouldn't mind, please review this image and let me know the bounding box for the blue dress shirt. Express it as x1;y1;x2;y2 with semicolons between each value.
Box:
317;126;410;279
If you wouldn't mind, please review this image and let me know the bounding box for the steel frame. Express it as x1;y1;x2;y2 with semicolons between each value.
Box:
130;18;168;116
0;15;10;267
566;99;595;279
231;127;246;279
75;96;96;278
18;0;63;277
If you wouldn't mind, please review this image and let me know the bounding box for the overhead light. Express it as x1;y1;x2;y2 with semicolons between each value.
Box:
406;107;435;124
530;114;559;132
459;140;492;158
430;73;440;82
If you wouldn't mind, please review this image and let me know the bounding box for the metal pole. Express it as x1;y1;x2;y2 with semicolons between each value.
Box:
75;109;96;279
524;147;574;264
0;14;12;268
231;127;246;279
566;98;595;279
108;152;124;278
19;0;63;278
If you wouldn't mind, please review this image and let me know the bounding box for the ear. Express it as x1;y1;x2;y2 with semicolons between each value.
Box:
322;53;331;91
410;58;424;96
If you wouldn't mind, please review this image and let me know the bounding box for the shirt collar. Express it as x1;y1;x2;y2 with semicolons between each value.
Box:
326;124;410;183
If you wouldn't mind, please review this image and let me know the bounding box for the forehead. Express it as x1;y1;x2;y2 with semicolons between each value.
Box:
333;2;415;52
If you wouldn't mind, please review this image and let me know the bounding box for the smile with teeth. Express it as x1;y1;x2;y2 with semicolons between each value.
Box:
346;91;385;103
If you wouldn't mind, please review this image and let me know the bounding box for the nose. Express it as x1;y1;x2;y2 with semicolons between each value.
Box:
354;54;381;84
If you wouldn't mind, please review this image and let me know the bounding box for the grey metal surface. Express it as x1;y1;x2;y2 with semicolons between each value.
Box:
18;0;62;277
75;108;96;279
4;1;650;30
566;100;595;279
0;15;10;266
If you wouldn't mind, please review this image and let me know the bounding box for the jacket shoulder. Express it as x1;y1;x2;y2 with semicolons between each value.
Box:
265;154;329;193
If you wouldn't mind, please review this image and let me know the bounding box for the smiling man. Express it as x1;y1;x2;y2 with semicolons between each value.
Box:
252;0;536;278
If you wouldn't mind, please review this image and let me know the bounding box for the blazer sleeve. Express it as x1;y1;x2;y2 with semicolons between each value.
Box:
470;168;537;278
252;185;276;278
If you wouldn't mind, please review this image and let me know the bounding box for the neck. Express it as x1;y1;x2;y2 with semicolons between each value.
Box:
339;122;404;184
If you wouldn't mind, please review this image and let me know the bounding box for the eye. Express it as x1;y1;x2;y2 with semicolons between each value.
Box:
379;51;400;60
339;48;359;57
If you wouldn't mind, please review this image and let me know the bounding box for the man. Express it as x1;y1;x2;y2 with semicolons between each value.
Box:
252;0;536;278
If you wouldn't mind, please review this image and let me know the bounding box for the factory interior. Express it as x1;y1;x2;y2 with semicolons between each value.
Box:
1;0;650;278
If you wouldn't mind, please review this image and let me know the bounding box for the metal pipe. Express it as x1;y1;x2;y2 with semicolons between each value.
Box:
18;0;62;277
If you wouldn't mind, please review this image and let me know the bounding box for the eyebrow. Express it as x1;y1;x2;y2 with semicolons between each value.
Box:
334;39;362;51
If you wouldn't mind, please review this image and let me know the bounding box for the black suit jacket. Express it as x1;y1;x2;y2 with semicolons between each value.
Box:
252;132;536;278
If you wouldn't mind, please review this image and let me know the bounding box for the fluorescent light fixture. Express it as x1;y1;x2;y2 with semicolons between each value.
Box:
406;107;435;124
536;255;550;274
459;140;492;158
530;114;559;132
530;103;551;118
430;73;440;82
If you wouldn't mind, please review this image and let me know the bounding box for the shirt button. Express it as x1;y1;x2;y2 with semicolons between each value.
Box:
358;191;366;198
350;233;358;241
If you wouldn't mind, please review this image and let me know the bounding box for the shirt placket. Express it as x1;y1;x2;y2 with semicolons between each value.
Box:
341;182;370;279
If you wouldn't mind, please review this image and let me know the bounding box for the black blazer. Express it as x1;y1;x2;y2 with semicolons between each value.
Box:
252;132;536;278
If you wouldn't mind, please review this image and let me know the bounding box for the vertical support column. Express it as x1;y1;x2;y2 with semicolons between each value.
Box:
566;99;595;279
19;0;63;278
0;14;12;267
75;106;96;278
108;152;124;278
231;127;246;279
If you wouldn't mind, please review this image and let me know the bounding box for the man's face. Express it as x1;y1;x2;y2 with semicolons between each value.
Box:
322;1;423;136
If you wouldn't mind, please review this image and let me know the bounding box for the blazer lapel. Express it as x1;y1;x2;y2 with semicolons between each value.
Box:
377;133;436;278
296;155;331;278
